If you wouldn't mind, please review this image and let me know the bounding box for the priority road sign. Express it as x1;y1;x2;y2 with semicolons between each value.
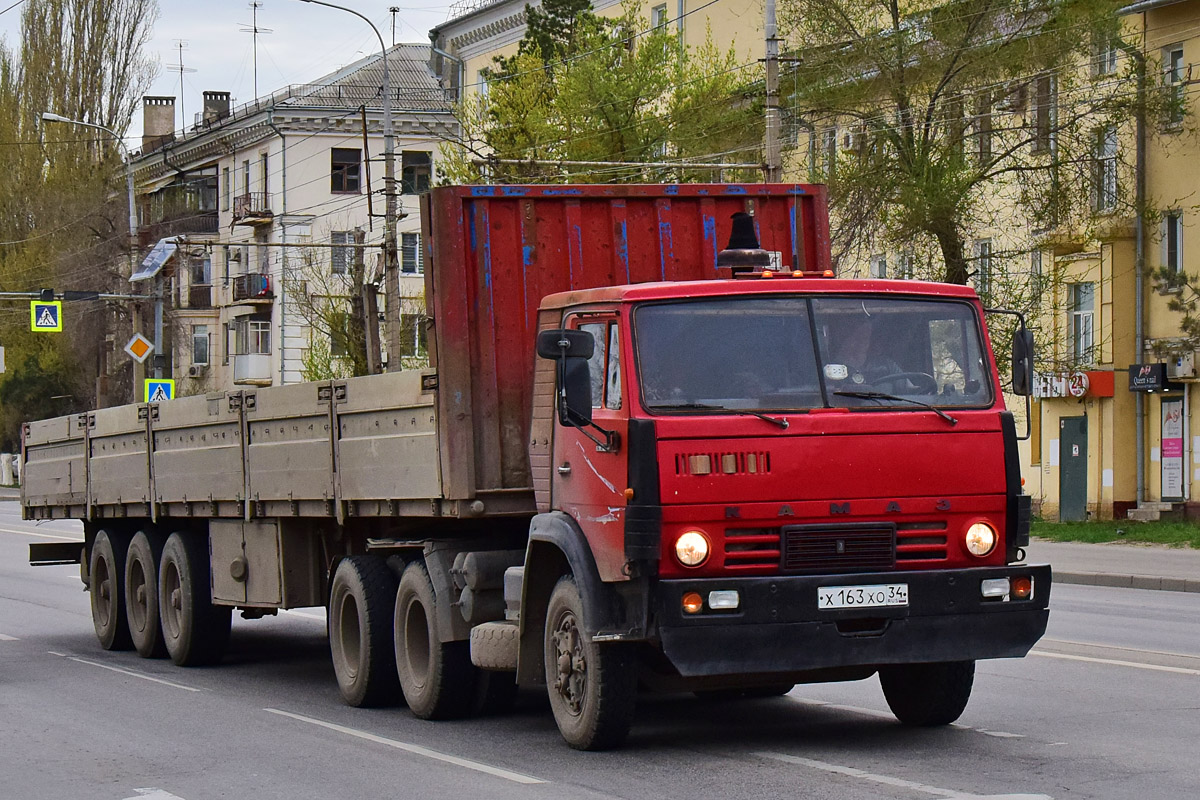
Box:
144;379;175;403
124;333;155;363
30;301;62;332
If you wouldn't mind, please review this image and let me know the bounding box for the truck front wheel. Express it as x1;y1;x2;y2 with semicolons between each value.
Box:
394;561;474;720
90;529;133;651
125;530;167;658
158;532;231;667
879;660;975;726
328;556;401;707
544;576;637;750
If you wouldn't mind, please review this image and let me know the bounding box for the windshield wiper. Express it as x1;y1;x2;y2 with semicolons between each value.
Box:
648;403;789;429
832;391;958;426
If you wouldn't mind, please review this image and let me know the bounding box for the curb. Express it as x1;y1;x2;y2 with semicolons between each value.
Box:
1054;570;1200;594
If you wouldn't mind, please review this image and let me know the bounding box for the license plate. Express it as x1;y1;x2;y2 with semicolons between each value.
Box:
818;583;908;609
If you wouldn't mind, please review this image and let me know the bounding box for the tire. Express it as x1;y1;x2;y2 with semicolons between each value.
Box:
90;529;133;651
328;556;402;708
394;561;475;720
879;660;975;726
125;530;167;658
158;532;231;667
544;576;637;750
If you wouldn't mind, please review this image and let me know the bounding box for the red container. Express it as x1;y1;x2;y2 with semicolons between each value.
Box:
422;183;831;501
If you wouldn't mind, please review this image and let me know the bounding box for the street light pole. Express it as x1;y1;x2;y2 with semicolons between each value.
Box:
41;112;164;381
297;0;401;372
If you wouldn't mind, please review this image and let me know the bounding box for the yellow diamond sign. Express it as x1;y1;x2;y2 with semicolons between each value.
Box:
124;333;155;363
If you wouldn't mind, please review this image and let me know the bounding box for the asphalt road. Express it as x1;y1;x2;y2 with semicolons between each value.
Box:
2;502;1198;800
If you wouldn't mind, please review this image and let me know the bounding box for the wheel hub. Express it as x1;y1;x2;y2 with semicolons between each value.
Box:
551;611;587;715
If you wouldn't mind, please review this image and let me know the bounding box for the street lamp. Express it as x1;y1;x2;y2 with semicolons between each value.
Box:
295;0;401;372
41;111;164;382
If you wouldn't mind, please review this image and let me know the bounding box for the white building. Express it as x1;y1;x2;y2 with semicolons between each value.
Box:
130;44;455;392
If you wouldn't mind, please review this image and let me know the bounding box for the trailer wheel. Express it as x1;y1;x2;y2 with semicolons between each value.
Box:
544;576;637;750
90;529;133;651
125;530;167;658
395;561;475;720
879;660;975;726
328;556;401;708
158;532;231;667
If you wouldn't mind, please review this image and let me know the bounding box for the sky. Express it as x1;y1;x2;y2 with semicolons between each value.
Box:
0;0;465;141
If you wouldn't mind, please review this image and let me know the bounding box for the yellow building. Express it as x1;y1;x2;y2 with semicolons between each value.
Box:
427;0;1200;521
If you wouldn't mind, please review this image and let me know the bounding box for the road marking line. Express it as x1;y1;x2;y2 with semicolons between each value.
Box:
0;633;18;641
1041;637;1200;661
125;790;188;800
0;525;81;541
757;752;1052;799
54;654;202;692
264;708;545;785
46;651;66;656
1030;650;1200;676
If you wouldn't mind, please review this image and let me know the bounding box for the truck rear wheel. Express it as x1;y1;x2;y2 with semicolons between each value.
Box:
394;561;474;720
879;660;975;726
90;529;133;651
125;530;167;658
158;532;231;667
328;556;401;708
544;576;637;750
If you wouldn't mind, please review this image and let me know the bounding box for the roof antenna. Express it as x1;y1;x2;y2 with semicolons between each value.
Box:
240;1;273;99
390;7;400;47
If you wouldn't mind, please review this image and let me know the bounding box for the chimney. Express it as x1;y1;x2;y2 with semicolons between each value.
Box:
203;91;231;125
141;96;175;152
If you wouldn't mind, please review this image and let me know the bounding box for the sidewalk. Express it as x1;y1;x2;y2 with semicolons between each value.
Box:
1026;539;1200;594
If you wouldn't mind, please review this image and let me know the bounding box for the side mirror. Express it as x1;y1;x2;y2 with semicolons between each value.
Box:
1011;326;1035;396
536;328;595;427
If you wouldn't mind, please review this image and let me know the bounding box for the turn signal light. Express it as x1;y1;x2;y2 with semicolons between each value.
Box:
1011;576;1033;600
682;592;704;614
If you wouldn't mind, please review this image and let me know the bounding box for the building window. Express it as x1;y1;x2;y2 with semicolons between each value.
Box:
192;325;210;366
1164;46;1185;127
1093;34;1118;77
897;251;915;279
1092;125;1118;211
234;315;271;355
190;255;212;285
651;3;667;26
401;232;423;274
974;239;992;297
975;90;992;164
222;166;230;211
330;323;348;357
869;254;887;278
331;148;361;193
1030;249;1043;303
401;151;432;195
1031;74;1056;154
1164;210;1183;272
399;313;427;361
331;231;352;275
242;159;250;196
260;152;269;197
820;126;837;179
1069;283;1095;365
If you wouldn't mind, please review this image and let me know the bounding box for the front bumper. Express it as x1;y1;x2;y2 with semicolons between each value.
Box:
653;564;1051;678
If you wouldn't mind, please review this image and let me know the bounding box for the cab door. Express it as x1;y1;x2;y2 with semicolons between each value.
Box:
551;313;630;582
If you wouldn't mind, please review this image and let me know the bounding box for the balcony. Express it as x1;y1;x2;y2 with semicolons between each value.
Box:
232;192;273;226
232;273;273;304
233;353;272;386
186;284;212;308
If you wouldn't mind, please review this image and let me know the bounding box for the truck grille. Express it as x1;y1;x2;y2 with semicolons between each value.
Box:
781;524;896;573
896;521;948;563
676;450;771;476
723;527;781;570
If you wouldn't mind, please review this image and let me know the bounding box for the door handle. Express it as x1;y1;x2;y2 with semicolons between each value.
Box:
557;463;572;476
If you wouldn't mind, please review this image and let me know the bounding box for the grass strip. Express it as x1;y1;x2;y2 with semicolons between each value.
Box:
1032;519;1200;549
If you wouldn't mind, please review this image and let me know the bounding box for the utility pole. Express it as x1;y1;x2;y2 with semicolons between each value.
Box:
297;0;402;372
764;0;783;182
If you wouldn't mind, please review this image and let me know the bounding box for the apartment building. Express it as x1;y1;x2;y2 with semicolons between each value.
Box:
129;44;455;392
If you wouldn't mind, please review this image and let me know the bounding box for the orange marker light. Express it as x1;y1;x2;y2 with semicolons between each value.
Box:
823;270;834;277
792;270;803;277
761;270;774;278
682;592;704;614
1011;576;1033;600
624;488;635;501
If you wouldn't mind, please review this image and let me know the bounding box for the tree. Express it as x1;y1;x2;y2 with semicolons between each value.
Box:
0;0;158;444
440;0;762;184
779;0;1170;288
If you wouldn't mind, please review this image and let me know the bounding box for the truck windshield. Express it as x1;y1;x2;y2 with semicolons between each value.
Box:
634;296;992;412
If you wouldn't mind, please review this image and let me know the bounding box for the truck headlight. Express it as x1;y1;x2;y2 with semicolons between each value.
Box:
674;530;710;567
965;522;997;557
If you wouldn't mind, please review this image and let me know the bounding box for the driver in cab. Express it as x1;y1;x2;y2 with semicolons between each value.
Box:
822;314;901;388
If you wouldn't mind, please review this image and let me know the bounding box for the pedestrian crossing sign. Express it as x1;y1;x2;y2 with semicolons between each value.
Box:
30;301;62;332
144;379;175;403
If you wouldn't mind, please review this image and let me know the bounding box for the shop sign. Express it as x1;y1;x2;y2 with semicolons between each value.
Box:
1033;371;1091;398
1162;398;1184;499
1129;363;1176;392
